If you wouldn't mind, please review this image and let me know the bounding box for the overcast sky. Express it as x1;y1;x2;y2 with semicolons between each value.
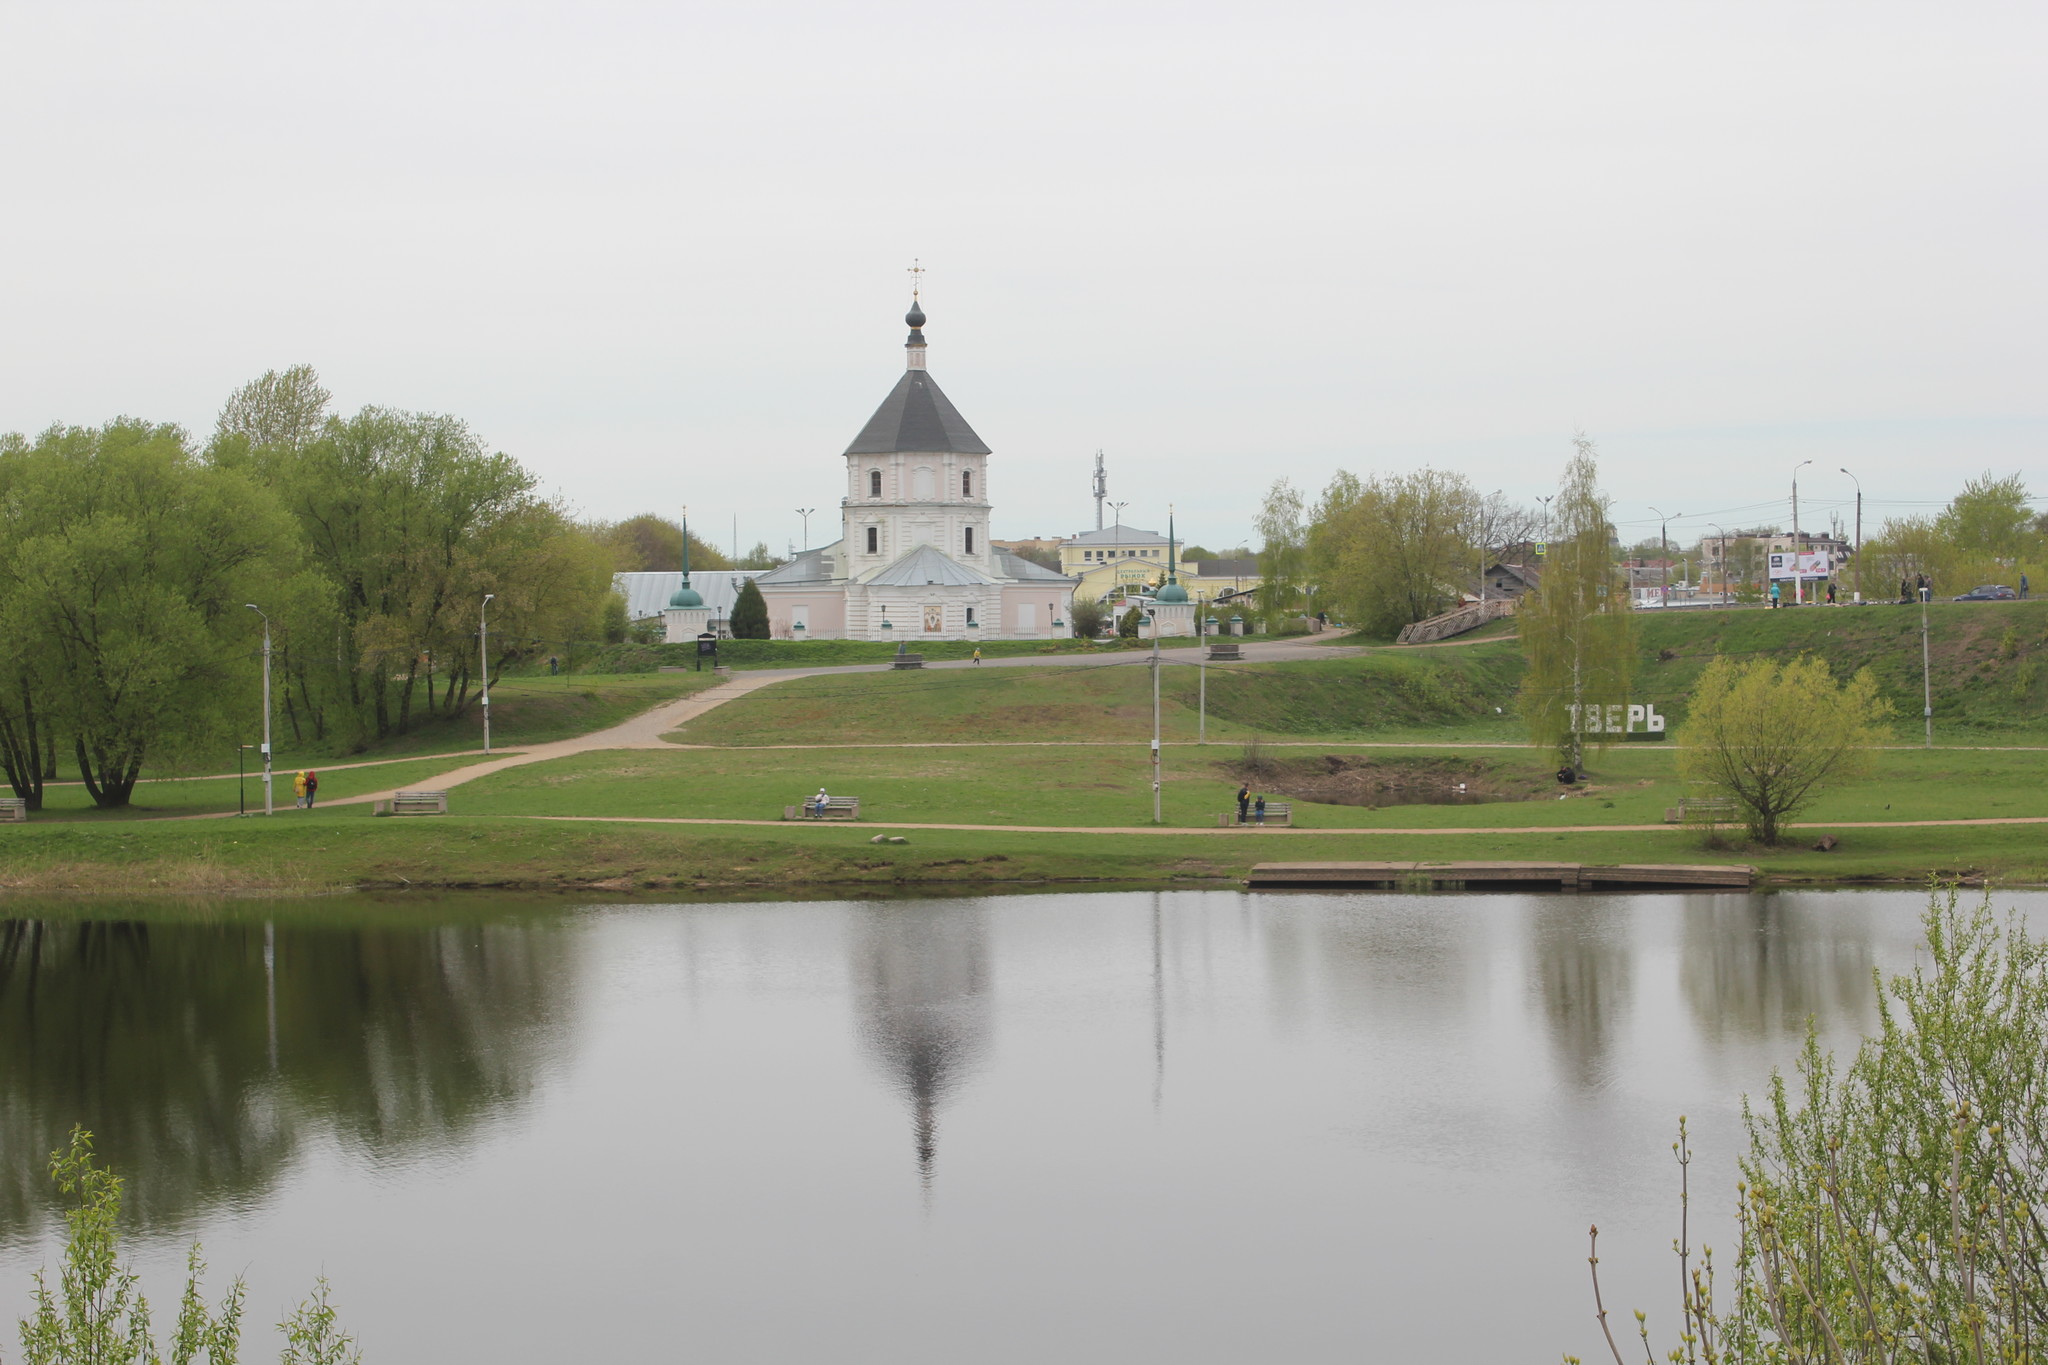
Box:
4;0;2040;554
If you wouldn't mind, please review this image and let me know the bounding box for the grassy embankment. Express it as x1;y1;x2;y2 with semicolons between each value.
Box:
8;606;2044;892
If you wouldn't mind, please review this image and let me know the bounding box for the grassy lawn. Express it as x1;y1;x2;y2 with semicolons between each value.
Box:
4;813;2045;895
448;742;2048;834
313;671;724;760
28;755;492;822
667;645;1529;746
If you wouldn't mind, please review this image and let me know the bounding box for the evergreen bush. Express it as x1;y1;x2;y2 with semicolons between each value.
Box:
728;579;769;639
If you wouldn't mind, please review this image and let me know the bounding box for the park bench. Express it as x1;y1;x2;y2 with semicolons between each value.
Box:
1218;802;1293;827
784;797;861;821
373;790;449;817
1664;797;1737;826
1207;642;1242;661
0;797;26;823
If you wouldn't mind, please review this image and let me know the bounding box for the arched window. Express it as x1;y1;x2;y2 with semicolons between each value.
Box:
965;527;975;554
962;470;973;498
866;526;878;554
868;469;882;497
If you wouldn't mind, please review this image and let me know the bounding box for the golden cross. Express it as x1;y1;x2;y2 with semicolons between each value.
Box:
907;258;924;298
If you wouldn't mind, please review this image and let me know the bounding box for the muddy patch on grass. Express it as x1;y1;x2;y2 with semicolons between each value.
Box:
1220;753;1549;807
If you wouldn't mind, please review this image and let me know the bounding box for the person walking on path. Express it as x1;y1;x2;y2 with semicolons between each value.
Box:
1826;580;1837;605
304;770;319;807
1769;581;1781;609
1236;784;1250;824
292;770;309;808
812;787;830;819
972;647;982;665
2023;572;2031;599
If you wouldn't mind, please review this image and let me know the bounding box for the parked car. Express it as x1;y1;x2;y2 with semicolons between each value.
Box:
1952;585;2018;601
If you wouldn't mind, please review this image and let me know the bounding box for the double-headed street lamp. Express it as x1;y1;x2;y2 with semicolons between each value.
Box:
1839;467;1863;601
795;508;815;551
481;593;496;755
244;604;274;815
1649;506;1683;601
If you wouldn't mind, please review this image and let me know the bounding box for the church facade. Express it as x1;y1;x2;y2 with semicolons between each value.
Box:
743;298;1076;641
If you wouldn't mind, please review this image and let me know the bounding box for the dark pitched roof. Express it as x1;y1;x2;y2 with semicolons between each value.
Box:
844;371;991;456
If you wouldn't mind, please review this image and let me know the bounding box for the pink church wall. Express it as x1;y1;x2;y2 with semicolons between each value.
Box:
761;588;846;640
1000;585;1072;639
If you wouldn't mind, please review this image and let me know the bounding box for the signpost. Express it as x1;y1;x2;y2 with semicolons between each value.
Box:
696;632;718;672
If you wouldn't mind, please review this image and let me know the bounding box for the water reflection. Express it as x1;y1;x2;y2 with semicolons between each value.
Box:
1528;897;1635;1090
0;911;575;1239
850;901;991;1197
1681;894;1883;1043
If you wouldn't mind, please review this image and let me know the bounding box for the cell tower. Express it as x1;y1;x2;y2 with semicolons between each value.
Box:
1092;450;1107;530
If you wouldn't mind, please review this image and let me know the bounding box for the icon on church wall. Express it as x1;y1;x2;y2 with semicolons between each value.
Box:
923;605;943;633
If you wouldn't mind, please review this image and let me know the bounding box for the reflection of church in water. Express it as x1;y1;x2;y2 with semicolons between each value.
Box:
852;904;991;1195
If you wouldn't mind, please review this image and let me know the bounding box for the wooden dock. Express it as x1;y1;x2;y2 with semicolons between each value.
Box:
1245;861;1754;891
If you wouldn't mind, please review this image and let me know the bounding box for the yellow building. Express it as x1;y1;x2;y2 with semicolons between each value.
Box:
1059;523;1171;583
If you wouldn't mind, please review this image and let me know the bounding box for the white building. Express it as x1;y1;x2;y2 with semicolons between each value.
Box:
739;297;1077;641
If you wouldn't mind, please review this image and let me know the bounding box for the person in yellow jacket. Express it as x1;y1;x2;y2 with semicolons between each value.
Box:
292;770;309;808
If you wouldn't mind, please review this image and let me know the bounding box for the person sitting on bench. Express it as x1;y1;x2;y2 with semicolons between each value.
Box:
812;788;830;818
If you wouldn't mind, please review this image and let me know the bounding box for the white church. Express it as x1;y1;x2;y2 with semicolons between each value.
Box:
668;295;1077;643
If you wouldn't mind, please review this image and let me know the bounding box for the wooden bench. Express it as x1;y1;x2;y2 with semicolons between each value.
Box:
0;797;26;823
1218;802;1293;827
784;797;861;821
374;790;449;816
1207;643;1242;661
1664;797;1737;826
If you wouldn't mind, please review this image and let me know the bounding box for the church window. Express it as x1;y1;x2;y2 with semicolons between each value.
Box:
966;606;977;626
962;470;973;498
965;527;975;554
866;526;878;554
868;469;882;497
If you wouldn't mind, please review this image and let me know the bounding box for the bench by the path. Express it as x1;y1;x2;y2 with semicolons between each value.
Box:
0;797;26;823
1217;802;1293;827
1664;797;1737;826
784;796;861;821
374;790;449;816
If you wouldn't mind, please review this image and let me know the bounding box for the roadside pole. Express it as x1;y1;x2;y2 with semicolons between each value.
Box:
1921;593;1933;748
1150;613;1162;824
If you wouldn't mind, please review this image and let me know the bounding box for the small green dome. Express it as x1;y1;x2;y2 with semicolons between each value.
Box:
1155;582;1190;604
668;581;704;608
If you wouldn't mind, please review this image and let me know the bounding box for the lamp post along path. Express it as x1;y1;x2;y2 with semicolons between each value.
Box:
244;605;273;815
481;593;496;755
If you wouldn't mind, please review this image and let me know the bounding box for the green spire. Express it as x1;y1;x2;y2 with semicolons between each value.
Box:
669;509;705;608
1156;504;1190;603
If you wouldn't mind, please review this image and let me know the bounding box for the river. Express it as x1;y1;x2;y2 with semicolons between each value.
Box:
0;887;2018;1362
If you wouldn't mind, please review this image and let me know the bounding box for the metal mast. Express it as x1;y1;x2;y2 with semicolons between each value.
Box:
1093;450;1107;530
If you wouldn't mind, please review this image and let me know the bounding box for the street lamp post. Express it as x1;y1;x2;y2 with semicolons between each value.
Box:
481;593;496;755
1838;468;1862;601
1649;506;1683;603
1149;610;1162;824
795;508;814;551
1708;524;1730;604
1790;459;1814;605
243;605;273;814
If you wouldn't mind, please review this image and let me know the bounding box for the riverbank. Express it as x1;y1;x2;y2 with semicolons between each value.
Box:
4;814;2044;895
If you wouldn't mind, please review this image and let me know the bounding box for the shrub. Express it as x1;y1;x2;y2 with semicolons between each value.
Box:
727;578;769;639
1117;606;1143;638
1577;891;2048;1365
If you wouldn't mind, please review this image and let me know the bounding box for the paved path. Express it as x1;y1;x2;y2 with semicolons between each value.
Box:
488;812;2048;836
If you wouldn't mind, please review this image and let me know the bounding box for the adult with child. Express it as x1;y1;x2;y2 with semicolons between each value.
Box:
1236;784;1251;824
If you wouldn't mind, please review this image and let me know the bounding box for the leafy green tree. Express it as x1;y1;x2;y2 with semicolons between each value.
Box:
599;591;630;644
214;364;331;453
728;578;769;638
1068;597;1108;638
1117;604;1143;638
214;405;612;746
1253;478;1308;628
1676;655;1889;844
1312;468;1483;636
1516;434;1634;772
734;541;785;571
0;421;291;806
592;514;733;573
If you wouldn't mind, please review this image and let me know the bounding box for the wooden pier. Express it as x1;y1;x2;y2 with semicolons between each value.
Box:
1246;861;1754;891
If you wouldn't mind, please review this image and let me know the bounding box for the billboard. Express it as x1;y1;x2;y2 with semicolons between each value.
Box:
1767;550;1832;579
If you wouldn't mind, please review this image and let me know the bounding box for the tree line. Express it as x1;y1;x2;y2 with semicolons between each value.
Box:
0;366;623;808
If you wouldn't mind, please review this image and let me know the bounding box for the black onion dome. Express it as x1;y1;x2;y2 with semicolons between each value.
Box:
905;299;926;329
